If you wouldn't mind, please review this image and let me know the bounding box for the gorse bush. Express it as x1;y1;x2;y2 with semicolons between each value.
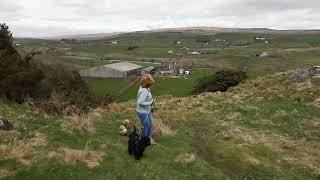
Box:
127;46;138;51
196;35;211;44
0;23;113;114
0;23;44;103
192;70;247;95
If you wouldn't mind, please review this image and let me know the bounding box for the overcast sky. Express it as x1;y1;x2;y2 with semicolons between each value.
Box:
1;0;320;37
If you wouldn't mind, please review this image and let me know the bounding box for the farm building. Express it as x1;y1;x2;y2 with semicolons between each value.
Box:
80;61;143;78
144;66;156;75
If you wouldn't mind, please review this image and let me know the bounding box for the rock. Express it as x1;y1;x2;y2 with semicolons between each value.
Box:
289;69;310;83
258;52;271;58
0;116;13;131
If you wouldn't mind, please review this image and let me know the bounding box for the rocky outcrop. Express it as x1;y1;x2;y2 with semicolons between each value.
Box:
0;115;13;131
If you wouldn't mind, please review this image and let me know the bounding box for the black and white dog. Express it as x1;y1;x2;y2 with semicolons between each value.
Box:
128;126;150;160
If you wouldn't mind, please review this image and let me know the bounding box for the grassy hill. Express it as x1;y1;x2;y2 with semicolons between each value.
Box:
1;70;320;179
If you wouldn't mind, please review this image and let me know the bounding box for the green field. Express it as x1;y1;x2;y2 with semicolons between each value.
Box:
86;68;215;102
20;31;320;101
23;31;320;75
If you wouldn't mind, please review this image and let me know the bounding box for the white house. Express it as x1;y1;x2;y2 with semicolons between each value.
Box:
256;37;266;40
188;51;201;55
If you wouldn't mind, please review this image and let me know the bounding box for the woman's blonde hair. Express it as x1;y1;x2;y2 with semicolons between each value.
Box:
140;74;155;88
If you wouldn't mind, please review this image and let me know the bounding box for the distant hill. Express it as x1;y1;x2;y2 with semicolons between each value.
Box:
41;27;320;40
44;32;125;41
145;27;320;34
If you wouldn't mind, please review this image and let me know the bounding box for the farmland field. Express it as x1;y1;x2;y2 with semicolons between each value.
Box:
86;68;215;102
17;31;320;101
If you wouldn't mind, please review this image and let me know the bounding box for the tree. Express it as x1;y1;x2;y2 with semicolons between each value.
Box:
0;23;44;103
0;23;13;50
196;35;211;44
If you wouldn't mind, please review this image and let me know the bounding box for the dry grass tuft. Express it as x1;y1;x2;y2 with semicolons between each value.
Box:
246;156;261;166
0;168;13;179
99;144;107;150
314;98;320;108
30;132;47;147
295;80;313;91
153;117;175;137
226;112;242;121
175;153;196;165
63;108;103;133
0;140;33;164
49;147;106;169
311;118;320;128
274;110;288;118
108;103;124;112
0;131;20;143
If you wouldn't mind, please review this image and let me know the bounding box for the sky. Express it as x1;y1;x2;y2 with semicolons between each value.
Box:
1;0;320;37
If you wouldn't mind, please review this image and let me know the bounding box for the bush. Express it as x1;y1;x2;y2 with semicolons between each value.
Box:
127;46;138;51
196;35;211;44
0;23;113;114
0;23;45;103
33;62;105;114
192;70;247;95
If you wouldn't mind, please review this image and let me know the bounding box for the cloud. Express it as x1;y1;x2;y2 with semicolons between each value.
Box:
1;0;319;37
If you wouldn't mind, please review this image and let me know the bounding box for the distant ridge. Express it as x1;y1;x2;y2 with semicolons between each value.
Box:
143;27;320;34
43;27;320;40
44;32;125;40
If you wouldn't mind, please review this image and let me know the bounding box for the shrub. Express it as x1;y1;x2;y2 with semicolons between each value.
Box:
127;46;138;51
196;35;211;44
192;70;247;95
0;23;45;103
0;24;113;114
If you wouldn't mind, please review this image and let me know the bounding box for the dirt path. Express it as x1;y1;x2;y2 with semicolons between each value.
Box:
191;126;247;180
115;77;139;99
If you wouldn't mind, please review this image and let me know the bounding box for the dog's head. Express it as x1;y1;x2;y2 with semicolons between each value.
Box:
119;125;128;136
129;126;139;138
122;119;130;129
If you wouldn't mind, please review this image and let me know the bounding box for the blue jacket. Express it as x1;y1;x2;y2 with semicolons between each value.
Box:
136;86;153;113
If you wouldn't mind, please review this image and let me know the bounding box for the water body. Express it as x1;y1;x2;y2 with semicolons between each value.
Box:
61;55;96;60
109;60;161;65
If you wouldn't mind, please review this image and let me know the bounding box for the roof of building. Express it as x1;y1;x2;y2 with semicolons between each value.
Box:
144;66;155;71
104;61;143;72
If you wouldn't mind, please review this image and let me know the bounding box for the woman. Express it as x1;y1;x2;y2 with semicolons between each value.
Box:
136;74;156;144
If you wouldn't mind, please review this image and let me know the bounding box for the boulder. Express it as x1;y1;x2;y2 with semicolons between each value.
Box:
289;69;310;83
259;52;271;58
0;116;13;131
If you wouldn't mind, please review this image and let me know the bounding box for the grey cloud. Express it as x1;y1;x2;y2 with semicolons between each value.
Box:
1;0;320;37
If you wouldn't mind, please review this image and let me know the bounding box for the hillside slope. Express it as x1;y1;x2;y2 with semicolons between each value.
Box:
1;70;320;179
